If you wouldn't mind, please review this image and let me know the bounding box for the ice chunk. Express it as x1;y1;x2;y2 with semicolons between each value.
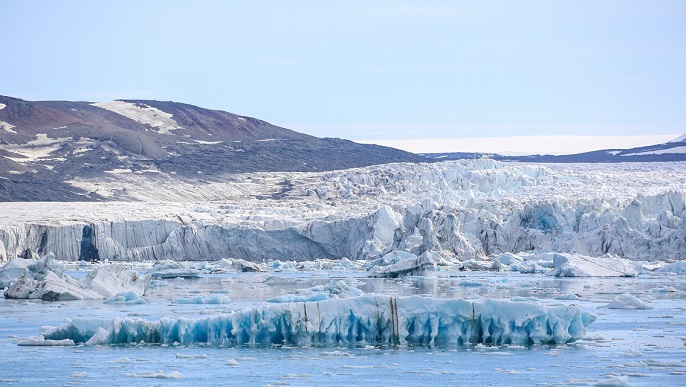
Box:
605;293;652;310
125;371;182;379
546;253;639;277
656;261;686;275
105;290;146;304
4;262;150;301
0;254;65;288
173;295;231;304
494;253;523;266
367;250;437;278
267;280;363;303
82;264;151;298
146;260;201;278
38;295;595;347
18;336;75;346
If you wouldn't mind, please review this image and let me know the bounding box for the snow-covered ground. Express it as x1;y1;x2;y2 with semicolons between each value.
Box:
92;101;183;135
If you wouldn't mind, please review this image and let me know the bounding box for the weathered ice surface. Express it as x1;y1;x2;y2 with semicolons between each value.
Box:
1;160;685;263
366;250;438;278
3;257;151;301
545;253;640;277
36;295;595;347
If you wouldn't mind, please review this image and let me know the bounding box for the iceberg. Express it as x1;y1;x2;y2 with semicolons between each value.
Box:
655;261;686;275
366;250;437;278
4;261;151;301
146;260;201;278
546;253;639;277
0;253;65;288
36;295;595;347
605;293;652;310
267;280;363;303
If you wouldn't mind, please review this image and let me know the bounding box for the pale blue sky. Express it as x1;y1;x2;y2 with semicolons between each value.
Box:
2;1;685;152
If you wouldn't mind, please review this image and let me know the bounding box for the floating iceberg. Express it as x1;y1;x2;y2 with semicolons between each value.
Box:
655;261;686;275
4;259;151;301
267;280;363;303
366;250;437;278
546;253;639;277
36;295;595;347
173;295;232;304
605;293;652;310
146;260;201;278
0;253;65;289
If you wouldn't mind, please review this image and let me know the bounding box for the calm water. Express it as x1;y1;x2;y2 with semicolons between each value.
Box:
1;270;685;386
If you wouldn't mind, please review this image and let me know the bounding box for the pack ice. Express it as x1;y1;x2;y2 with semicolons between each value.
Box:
29;295;595;347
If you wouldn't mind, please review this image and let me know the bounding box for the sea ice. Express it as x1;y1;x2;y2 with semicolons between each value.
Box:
36;295;595;347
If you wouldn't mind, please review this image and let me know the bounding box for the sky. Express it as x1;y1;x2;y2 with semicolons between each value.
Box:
2;1;685;154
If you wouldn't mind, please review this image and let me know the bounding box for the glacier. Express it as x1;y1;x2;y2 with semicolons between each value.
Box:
1;160;685;266
34;295;595;347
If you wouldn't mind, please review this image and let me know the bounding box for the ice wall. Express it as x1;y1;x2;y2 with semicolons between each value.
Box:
2;161;685;263
38;295;595;347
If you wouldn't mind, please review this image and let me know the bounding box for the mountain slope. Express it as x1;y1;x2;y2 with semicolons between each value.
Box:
0;95;427;201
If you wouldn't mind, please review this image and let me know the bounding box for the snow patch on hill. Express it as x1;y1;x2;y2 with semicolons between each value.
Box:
622;146;686;156
92;101;183;135
0;121;16;133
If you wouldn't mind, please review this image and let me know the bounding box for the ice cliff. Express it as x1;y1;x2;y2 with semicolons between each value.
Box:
32;295;595;347
1;160;685;263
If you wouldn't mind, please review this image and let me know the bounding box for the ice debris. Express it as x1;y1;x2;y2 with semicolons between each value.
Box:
35;295;596;347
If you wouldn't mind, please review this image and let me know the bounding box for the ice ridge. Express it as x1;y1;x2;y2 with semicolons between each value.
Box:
38;295;595;347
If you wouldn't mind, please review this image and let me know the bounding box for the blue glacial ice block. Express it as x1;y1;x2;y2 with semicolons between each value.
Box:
40;295;595;347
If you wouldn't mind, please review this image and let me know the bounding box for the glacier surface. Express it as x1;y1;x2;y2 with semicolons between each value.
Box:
1;160;685;265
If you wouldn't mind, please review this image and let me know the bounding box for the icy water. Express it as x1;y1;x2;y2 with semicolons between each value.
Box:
1;271;686;386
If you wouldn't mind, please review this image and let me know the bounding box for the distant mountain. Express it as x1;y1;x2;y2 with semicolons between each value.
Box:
0;96;426;201
423;134;686;163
